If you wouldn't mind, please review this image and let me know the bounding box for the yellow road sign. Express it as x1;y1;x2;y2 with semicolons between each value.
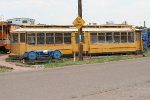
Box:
73;16;85;29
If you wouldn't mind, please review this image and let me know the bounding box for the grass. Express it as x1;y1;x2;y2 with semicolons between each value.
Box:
143;48;150;56
37;55;142;68
0;66;13;73
9;48;150;69
0;51;5;54
146;80;150;83
6;56;21;62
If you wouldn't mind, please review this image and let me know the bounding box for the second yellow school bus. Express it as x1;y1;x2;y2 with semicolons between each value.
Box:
10;24;143;56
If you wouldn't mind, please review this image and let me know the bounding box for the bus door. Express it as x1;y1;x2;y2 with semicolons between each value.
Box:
136;32;143;50
72;32;88;55
11;33;26;55
19;33;26;55
10;33;20;55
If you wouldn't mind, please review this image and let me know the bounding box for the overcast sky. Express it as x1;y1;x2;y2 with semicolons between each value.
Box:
0;0;150;26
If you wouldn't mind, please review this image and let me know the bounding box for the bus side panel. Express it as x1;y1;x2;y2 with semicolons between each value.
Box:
10;43;20;55
26;45;73;55
19;44;27;55
89;43;138;53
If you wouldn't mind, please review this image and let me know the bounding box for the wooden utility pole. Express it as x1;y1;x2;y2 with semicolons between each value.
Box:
78;0;83;60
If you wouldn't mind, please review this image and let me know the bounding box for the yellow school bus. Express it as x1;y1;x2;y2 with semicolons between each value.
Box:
10;25;143;56
0;21;10;51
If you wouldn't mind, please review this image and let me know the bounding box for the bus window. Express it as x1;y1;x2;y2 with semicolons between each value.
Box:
22;20;27;23
114;32;120;43
20;33;25;43
128;32;134;43
106;32;112;43
27;33;35;45
64;33;71;44
55;33;63;44
121;32;127;43
81;33;85;43
37;33;45;44
0;27;2;32
11;33;18;43
46;33;54;44
98;33;105;43
90;33;97;44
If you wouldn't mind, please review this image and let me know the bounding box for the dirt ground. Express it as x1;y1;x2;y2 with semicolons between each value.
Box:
0;55;35;72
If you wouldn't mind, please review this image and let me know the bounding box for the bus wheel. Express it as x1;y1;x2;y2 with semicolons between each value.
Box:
28;51;37;60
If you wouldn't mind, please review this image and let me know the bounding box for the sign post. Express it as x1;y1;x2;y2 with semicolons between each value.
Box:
73;0;84;61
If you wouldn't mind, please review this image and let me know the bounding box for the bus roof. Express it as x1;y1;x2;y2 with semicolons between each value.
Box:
12;27;135;33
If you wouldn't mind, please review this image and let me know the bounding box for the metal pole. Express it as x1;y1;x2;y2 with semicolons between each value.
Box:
125;20;127;25
144;21;146;28
78;0;83;60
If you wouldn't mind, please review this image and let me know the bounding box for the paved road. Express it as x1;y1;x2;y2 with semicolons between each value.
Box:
0;57;150;100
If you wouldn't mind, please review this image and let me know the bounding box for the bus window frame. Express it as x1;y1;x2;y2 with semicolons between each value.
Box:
121;32;127;43
128;32;134;43
37;32;45;44
27;32;36;45
90;32;98;44
106;32;113;43
97;32;106;44
46;33;54;44
113;32;121;43
20;33;26;43
11;33;19;43
55;33;63;44
64;32;71;44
